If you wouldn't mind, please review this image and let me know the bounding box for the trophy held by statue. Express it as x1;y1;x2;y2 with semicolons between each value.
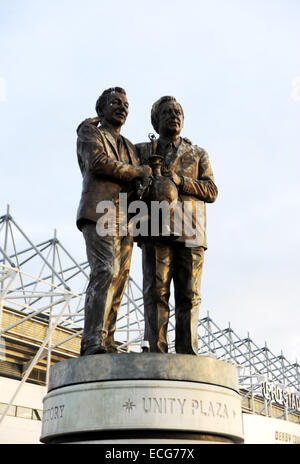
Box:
137;133;180;239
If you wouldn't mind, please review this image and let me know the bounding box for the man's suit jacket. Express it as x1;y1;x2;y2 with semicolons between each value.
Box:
135;137;218;248
76;121;140;231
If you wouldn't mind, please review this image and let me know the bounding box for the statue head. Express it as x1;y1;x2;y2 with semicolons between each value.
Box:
95;87;129;127
151;96;184;137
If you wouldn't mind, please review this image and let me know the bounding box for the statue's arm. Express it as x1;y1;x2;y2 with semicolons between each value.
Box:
179;149;218;203
88;149;144;182
77;121;149;182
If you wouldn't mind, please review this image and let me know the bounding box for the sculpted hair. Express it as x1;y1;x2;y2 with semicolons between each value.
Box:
95;87;127;118
151;96;184;133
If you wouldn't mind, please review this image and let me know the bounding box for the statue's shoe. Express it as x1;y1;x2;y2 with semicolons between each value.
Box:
80;345;107;356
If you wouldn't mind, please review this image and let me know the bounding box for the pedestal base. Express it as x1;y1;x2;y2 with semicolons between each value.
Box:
40;354;244;444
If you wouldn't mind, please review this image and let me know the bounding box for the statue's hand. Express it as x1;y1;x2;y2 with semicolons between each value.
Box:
82;117;101;126
162;168;181;187
77;117;101;134
136;168;153;199
136;165;152;179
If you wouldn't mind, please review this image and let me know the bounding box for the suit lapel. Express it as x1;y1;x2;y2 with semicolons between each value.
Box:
170;138;192;169
123;137;139;166
101;129;119;160
177;138;191;158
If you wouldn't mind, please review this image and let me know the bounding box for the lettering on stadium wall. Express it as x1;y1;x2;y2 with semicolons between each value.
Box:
262;381;300;413
275;431;300;444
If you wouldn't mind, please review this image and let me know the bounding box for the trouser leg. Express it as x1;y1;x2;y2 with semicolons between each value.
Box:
141;240;173;353
80;222;132;355
104;234;133;351
173;245;205;355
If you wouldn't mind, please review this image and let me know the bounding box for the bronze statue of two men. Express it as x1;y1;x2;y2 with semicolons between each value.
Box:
76;87;218;356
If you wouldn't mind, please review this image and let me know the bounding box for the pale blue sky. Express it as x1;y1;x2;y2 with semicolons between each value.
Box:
1;0;300;360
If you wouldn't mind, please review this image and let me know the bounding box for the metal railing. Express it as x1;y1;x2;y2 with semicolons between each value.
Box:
1;207;299;425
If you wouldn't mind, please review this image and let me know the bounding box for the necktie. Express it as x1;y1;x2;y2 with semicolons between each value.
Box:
164;143;176;168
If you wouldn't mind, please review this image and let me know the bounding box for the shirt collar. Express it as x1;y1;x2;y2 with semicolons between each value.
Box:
158;136;181;150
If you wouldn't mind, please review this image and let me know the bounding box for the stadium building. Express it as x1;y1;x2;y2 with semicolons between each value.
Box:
1;208;300;444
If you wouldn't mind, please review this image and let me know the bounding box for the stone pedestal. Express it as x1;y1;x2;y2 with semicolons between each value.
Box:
40;353;244;444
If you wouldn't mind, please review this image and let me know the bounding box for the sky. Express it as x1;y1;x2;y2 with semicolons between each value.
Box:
0;0;300;362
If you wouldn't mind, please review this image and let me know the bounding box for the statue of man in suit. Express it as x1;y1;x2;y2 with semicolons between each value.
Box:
136;96;218;355
76;87;151;355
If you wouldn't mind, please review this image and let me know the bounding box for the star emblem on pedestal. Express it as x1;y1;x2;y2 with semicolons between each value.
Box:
122;399;136;413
